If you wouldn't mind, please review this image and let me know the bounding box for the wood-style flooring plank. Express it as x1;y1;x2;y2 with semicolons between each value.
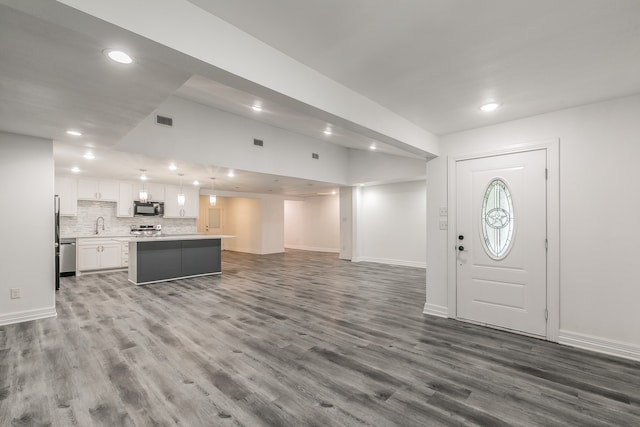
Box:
1;249;639;426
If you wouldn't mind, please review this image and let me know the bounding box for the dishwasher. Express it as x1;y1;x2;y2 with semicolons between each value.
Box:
60;238;76;276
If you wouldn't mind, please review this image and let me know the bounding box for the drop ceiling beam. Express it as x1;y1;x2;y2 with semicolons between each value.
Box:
54;0;439;157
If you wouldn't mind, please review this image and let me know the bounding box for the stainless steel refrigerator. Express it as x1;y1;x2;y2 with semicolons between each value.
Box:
55;195;60;291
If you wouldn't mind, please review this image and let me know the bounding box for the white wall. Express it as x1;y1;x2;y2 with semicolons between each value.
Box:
224;198;262;254
348;150;427;185
261;198;285;255
426;94;640;360
118;95;350;185
224;197;285;255
339;187;353;260
354;180;427;268
0;132;56;325
284;195;340;253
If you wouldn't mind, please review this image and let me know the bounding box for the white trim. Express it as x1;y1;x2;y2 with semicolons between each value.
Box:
0;306;57;327
447;138;560;341
227;247;285;255
284;244;339;253
352;256;426;268
130;271;221;286
559;330;640;362
423;303;448;318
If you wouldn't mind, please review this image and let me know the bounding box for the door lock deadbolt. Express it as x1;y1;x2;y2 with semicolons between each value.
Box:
458;235;464;240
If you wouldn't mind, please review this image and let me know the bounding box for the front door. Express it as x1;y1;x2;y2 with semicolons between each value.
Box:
456;149;547;337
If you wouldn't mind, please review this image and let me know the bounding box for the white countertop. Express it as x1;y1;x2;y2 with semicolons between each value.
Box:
73;234;234;242
125;234;234;242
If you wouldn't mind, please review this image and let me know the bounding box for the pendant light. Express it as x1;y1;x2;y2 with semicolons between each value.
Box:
209;177;217;206
177;173;185;206
139;169;149;202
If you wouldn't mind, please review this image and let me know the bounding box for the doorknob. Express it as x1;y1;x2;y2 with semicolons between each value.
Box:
458;246;465;251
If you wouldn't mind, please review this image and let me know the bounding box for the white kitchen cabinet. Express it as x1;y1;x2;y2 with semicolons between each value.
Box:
77;179;118;201
77;239;125;273
55;176;78;216
164;185;199;218
117;182;134;217
77;244;100;271
121;242;129;267
133;182;165;202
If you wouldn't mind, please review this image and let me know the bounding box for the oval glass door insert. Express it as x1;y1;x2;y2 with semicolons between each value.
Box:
481;178;515;259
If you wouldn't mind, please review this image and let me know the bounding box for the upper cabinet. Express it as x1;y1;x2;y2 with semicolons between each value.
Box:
132;182;165;202
77;179;118;201
117;182;134;217
55;176;78;216
164;185;199;218
55;176;199;220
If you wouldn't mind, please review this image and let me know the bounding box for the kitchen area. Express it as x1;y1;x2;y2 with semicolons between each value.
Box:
55;174;233;285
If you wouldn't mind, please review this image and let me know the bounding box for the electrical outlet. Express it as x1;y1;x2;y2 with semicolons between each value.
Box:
439;207;448;216
439;220;448;230
10;288;20;299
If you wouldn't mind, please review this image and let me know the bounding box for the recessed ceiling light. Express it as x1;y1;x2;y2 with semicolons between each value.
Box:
140;175;147;181
331;190;337;195
480;102;500;112
106;49;133;64
83;152;95;160
71;166;80;173
358;183;364;187
168;163;177;171
227;171;235;178
369;144;377;150
323;128;332;135
193;180;199;186
66;130;82;136
251;104;262;112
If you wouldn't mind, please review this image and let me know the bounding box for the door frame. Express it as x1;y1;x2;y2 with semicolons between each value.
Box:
446;138;560;341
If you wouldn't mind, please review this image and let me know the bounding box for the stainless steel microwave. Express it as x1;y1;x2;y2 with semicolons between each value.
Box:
133;201;164;217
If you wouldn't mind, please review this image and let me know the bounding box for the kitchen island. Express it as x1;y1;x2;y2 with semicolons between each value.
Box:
127;235;234;285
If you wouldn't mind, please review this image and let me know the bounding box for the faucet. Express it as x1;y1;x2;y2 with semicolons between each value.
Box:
95;216;105;235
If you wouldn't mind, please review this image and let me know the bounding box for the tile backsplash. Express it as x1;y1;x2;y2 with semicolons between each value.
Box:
60;200;197;237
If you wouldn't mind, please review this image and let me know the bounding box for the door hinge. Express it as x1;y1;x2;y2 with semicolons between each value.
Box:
545;168;548;180
545;308;548;321
545;238;548;251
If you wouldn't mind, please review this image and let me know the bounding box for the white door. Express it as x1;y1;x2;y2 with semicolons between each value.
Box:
456;149;547;337
205;207;223;234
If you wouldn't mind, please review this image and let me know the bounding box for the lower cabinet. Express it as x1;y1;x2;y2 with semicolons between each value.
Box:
77;239;126;273
131;239;221;284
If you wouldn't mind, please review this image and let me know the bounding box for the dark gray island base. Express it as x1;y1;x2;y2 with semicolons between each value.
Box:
128;235;233;285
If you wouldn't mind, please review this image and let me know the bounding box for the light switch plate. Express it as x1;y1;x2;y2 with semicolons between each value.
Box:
439;207;448;216
439;220;448;230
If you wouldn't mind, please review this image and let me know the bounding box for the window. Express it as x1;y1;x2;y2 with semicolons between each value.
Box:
481;179;514;259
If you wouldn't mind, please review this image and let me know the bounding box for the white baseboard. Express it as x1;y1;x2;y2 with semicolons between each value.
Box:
423;303;448;318
227;247;285;255
352;256;426;269
0;306;57;327
559;330;640;362
284;244;339;253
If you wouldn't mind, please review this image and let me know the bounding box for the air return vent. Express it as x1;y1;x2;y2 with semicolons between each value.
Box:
312;153;320;159
156;115;173;126
253;138;264;147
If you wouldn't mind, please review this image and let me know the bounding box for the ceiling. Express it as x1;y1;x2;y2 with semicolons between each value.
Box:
189;0;640;134
3;0;640;195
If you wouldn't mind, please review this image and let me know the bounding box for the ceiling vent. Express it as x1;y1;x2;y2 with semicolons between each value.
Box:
253;138;264;147
156;115;173;126
312;153;320;159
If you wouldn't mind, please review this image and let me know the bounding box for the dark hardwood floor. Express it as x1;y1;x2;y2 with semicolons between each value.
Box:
1;249;639;426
